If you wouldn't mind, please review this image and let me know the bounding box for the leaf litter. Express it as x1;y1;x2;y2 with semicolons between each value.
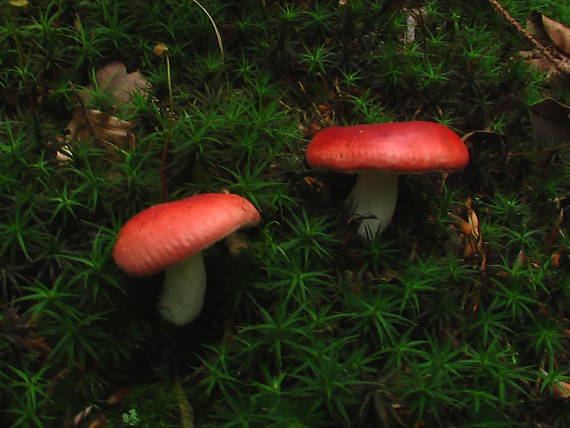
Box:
58;62;151;162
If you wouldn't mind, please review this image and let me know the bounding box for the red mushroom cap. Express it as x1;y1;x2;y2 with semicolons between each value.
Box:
113;193;261;277
306;121;469;173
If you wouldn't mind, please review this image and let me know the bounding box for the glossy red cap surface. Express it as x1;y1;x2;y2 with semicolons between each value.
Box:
306;121;469;173
113;193;261;276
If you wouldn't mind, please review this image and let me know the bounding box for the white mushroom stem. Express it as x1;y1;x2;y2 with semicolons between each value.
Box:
158;252;206;326
344;171;399;239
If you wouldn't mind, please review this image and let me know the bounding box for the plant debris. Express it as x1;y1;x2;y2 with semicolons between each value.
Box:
59;62;150;161
519;12;570;79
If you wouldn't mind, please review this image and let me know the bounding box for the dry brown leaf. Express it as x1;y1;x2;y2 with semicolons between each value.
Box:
550;249;564;268
87;416;108;428
449;198;486;272
106;386;130;405
553;381;570;398
66;108;136;148
465;198;486;271
542;14;570;56
522;13;570;146
303;175;325;192
63;62;150;157
21;336;52;355
530;98;570;142
80;61;151;107
73;405;94;426
539;368;570;398
71;386;127;428
520;13;570;79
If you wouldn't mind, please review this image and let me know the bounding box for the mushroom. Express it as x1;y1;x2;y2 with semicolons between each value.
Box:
112;193;261;326
306;121;469;238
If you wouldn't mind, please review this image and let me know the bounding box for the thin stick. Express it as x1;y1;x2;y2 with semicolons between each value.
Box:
487;0;570;76
505;142;570;157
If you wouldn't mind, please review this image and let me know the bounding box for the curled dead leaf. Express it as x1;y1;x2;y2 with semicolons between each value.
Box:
66;108;136;149
63;62;150;157
449;198;486;272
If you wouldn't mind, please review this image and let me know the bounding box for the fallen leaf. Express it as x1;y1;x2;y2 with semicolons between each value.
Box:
66;108;136;149
553;381;570;398
541;14;570;56
519;13;570;80
529;98;570;142
0;308;52;356
73;405;108;428
449;198;486;272
73;405;94;426
550;249;563;268
87;415;108;428
64;62;150;155
79;61;151;107
21;336;52;355
303;176;324;191
106;386;130;405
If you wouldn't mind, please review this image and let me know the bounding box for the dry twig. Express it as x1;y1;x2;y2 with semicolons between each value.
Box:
487;0;570;77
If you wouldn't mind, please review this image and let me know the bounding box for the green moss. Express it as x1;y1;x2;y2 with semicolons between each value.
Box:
1;0;570;426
